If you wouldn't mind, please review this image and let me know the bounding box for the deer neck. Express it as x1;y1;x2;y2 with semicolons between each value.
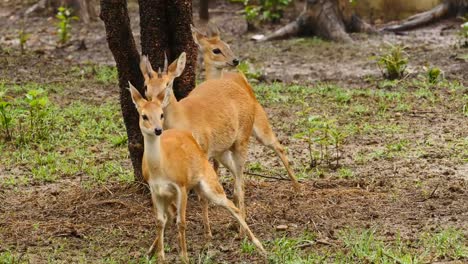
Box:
162;92;187;129
204;59;224;80
143;133;163;169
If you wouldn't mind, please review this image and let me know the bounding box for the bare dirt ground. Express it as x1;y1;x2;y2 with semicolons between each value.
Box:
0;1;467;263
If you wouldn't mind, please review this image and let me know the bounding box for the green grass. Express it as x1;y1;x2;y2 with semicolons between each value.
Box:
253;79;466;176
70;65;118;84
0;251;19;264
0;85;131;187
262;228;467;264
241;238;256;255
268;232;320;263
421;228;468;260
337;228;421;263
339;228;468;263
337;167;354;179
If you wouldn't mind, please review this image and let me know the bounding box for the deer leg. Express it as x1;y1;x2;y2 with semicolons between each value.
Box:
176;187;189;264
253;104;300;190
147;186;168;262
230;142;251;236
195;187;213;242
198;175;267;257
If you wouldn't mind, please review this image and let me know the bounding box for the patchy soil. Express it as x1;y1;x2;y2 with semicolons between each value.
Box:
0;1;467;263
1;177;466;263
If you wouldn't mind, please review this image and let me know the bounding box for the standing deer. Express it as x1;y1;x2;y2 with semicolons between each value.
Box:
191;24;300;191
129;84;266;263
140;52;258;231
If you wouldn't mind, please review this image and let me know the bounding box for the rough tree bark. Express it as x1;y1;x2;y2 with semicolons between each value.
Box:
383;0;468;32
255;0;375;42
101;0;196;182
139;0;196;99
167;0;198;99
199;0;210;22
100;0;145;182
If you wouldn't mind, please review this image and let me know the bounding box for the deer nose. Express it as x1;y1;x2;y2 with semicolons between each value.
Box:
232;59;239;66
154;128;162;136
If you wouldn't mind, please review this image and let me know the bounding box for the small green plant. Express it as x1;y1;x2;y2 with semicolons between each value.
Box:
18;30;31;55
237;60;262;80
24;89;51;142
241;238;256;254
0;98;13;141
386;139;407;152
338;167;354;179
294;102;347;169
425;66;442;84
243;0;292;24
55;6;78;45
247;161;264;172
376;44;408;80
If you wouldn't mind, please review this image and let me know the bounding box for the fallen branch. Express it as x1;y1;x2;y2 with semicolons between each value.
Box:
296;238;336;249
382;250;404;264
85;199;131;208
245;171;291;181
417;183;440;202
383;3;450;32
245;171;305;183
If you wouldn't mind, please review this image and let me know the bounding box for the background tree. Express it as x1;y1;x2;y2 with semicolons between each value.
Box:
255;0;376;42
383;0;467;32
26;0;97;23
100;0;197;182
199;0;210;22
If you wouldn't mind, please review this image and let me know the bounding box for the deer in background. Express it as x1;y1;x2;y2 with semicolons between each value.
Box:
140;52;259;231
191;24;300;191
128;83;266;263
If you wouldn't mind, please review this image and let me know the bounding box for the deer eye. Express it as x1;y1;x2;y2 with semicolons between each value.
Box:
142;115;148;121
212;48;222;55
160;114;164;119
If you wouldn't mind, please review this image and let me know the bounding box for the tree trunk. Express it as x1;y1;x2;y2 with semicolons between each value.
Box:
256;0;375;42
167;0;197;99
138;0;169;76
101;0;196;182
139;0;196;100
100;0;145;182
199;0;209;22
383;0;468;32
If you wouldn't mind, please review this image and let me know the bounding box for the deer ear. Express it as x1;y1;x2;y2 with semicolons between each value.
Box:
191;24;205;47
168;52;186;78
128;82;146;109
206;22;220;38
140;55;154;79
161;81;174;108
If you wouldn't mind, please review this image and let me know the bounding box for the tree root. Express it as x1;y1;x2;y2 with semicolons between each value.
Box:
383;3;450;32
256;20;300;42
383;0;467;32
254;0;375;43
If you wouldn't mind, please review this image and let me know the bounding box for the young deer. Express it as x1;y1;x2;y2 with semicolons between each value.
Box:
140;52;258;229
128;84;266;263
191;24;300;190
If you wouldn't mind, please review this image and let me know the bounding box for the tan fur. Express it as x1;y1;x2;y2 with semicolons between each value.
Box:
129;85;266;263
141;53;258;234
191;25;300;191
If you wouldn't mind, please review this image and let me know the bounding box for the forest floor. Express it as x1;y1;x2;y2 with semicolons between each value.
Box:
0;1;467;263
